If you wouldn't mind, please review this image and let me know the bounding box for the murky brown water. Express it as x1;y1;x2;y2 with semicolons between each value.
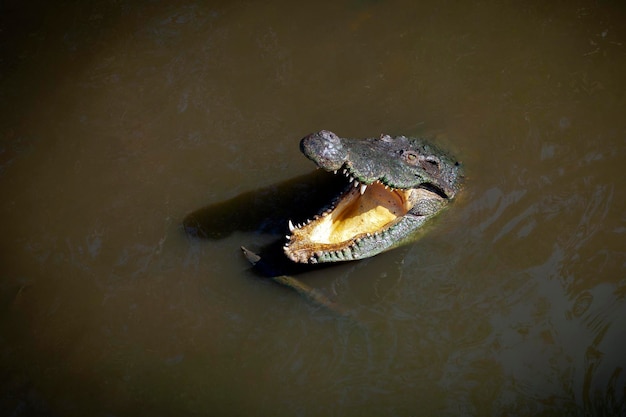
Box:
1;0;625;416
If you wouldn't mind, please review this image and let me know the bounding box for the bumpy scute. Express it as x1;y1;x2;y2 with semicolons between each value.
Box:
284;130;462;263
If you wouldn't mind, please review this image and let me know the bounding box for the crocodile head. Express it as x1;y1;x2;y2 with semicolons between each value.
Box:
284;130;462;263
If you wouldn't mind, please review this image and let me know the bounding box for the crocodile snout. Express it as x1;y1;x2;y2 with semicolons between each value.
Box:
300;130;347;171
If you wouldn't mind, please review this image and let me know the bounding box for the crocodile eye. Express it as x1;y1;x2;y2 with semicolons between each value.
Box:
402;150;419;165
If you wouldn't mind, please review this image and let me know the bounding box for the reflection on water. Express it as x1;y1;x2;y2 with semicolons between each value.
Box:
1;0;625;416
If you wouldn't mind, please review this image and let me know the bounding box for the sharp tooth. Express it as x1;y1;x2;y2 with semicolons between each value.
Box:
333;170;337;174
288;220;295;232
354;180;359;188
348;176;354;183
360;184;367;195
285;235;291;240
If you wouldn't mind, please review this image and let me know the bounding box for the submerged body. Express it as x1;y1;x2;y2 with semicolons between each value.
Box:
241;130;463;314
283;130;463;263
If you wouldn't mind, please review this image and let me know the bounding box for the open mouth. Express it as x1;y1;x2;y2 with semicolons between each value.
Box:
283;169;421;263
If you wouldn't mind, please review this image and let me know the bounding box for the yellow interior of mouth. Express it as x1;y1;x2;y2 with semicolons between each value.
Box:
293;182;413;244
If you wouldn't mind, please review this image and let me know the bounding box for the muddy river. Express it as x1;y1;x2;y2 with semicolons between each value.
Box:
1;1;625;416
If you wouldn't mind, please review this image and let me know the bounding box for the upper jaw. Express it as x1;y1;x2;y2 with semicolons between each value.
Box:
339;163;453;201
335;164;383;196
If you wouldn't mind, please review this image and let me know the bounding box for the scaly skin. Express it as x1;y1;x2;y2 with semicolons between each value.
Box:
283;130;463;263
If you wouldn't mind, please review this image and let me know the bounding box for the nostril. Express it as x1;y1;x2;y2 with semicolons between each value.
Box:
320;130;340;144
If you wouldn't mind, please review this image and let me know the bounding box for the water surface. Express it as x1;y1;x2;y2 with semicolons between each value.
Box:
1;1;625;416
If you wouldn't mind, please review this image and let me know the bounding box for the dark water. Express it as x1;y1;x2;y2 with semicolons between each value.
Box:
1;1;625;416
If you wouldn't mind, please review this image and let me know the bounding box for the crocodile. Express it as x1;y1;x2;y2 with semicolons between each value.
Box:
280;130;463;264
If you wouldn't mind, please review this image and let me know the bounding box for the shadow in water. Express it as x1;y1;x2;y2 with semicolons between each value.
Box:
183;170;402;321
183;170;348;277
